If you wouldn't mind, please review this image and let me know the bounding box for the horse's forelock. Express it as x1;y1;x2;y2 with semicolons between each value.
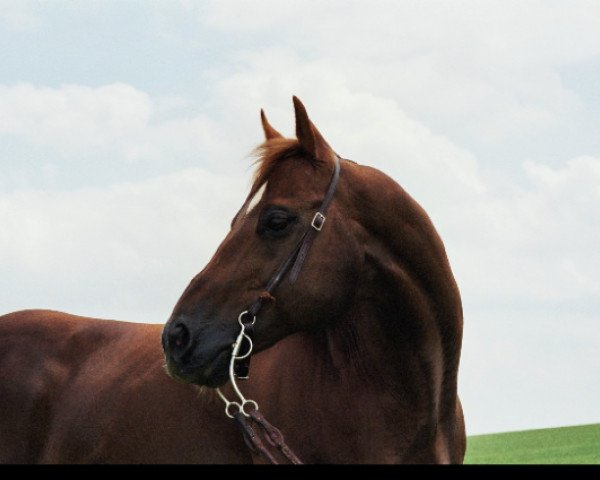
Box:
249;138;320;197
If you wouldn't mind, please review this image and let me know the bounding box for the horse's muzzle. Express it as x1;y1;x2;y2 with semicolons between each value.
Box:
162;315;234;387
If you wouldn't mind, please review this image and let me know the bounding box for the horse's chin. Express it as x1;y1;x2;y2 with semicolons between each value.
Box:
164;348;231;388
200;350;231;388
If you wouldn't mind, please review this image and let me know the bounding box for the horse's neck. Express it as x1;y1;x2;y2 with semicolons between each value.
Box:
247;302;449;463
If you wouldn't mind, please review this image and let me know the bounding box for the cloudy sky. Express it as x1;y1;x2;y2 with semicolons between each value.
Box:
1;1;599;436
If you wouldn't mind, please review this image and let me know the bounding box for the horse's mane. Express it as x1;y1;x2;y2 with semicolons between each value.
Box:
250;138;319;197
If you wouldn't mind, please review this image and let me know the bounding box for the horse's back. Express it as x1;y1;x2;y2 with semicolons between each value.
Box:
0;309;248;464
0;310;87;462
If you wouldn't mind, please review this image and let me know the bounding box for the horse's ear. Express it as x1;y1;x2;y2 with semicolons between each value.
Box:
293;96;335;163
260;109;283;140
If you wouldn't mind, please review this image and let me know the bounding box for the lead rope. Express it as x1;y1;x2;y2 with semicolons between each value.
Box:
216;313;303;465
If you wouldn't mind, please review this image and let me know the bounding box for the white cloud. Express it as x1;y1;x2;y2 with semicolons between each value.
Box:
0;83;250;179
460;308;600;434
213;49;486;203
455;156;600;302
0;167;247;322
0;83;152;149
453;155;600;433
201;0;600;142
0;0;42;31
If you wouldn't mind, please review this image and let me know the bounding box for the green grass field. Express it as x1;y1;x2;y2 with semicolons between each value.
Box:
465;423;600;464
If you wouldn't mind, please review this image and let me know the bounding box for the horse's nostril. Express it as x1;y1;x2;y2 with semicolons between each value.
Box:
168;322;191;355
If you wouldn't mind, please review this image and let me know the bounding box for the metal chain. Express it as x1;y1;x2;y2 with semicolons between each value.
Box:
215;315;304;464
216;311;258;418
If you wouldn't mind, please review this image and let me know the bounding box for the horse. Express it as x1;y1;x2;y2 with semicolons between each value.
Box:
0;97;465;464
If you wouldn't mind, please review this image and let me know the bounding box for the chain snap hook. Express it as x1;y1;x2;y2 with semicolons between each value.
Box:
238;310;256;327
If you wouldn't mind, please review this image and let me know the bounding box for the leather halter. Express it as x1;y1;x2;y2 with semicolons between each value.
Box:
234;155;341;378
217;155;342;464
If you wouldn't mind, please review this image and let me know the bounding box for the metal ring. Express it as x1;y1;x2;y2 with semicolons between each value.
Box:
238;310;256;327
234;333;253;360
241;400;259;416
225;401;242;419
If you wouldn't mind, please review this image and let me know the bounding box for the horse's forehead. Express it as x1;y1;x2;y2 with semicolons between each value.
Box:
245;182;267;215
264;160;324;199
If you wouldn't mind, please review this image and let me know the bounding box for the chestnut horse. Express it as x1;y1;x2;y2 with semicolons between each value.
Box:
0;97;465;463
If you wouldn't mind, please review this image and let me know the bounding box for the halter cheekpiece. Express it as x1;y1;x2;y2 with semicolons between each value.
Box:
216;155;342;464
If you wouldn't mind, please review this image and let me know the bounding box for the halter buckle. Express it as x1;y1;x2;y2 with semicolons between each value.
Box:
311;212;326;231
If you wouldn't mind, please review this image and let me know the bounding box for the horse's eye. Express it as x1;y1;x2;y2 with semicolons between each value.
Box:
267;213;289;231
257;208;297;236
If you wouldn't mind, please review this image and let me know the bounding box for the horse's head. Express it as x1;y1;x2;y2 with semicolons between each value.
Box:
162;97;362;387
